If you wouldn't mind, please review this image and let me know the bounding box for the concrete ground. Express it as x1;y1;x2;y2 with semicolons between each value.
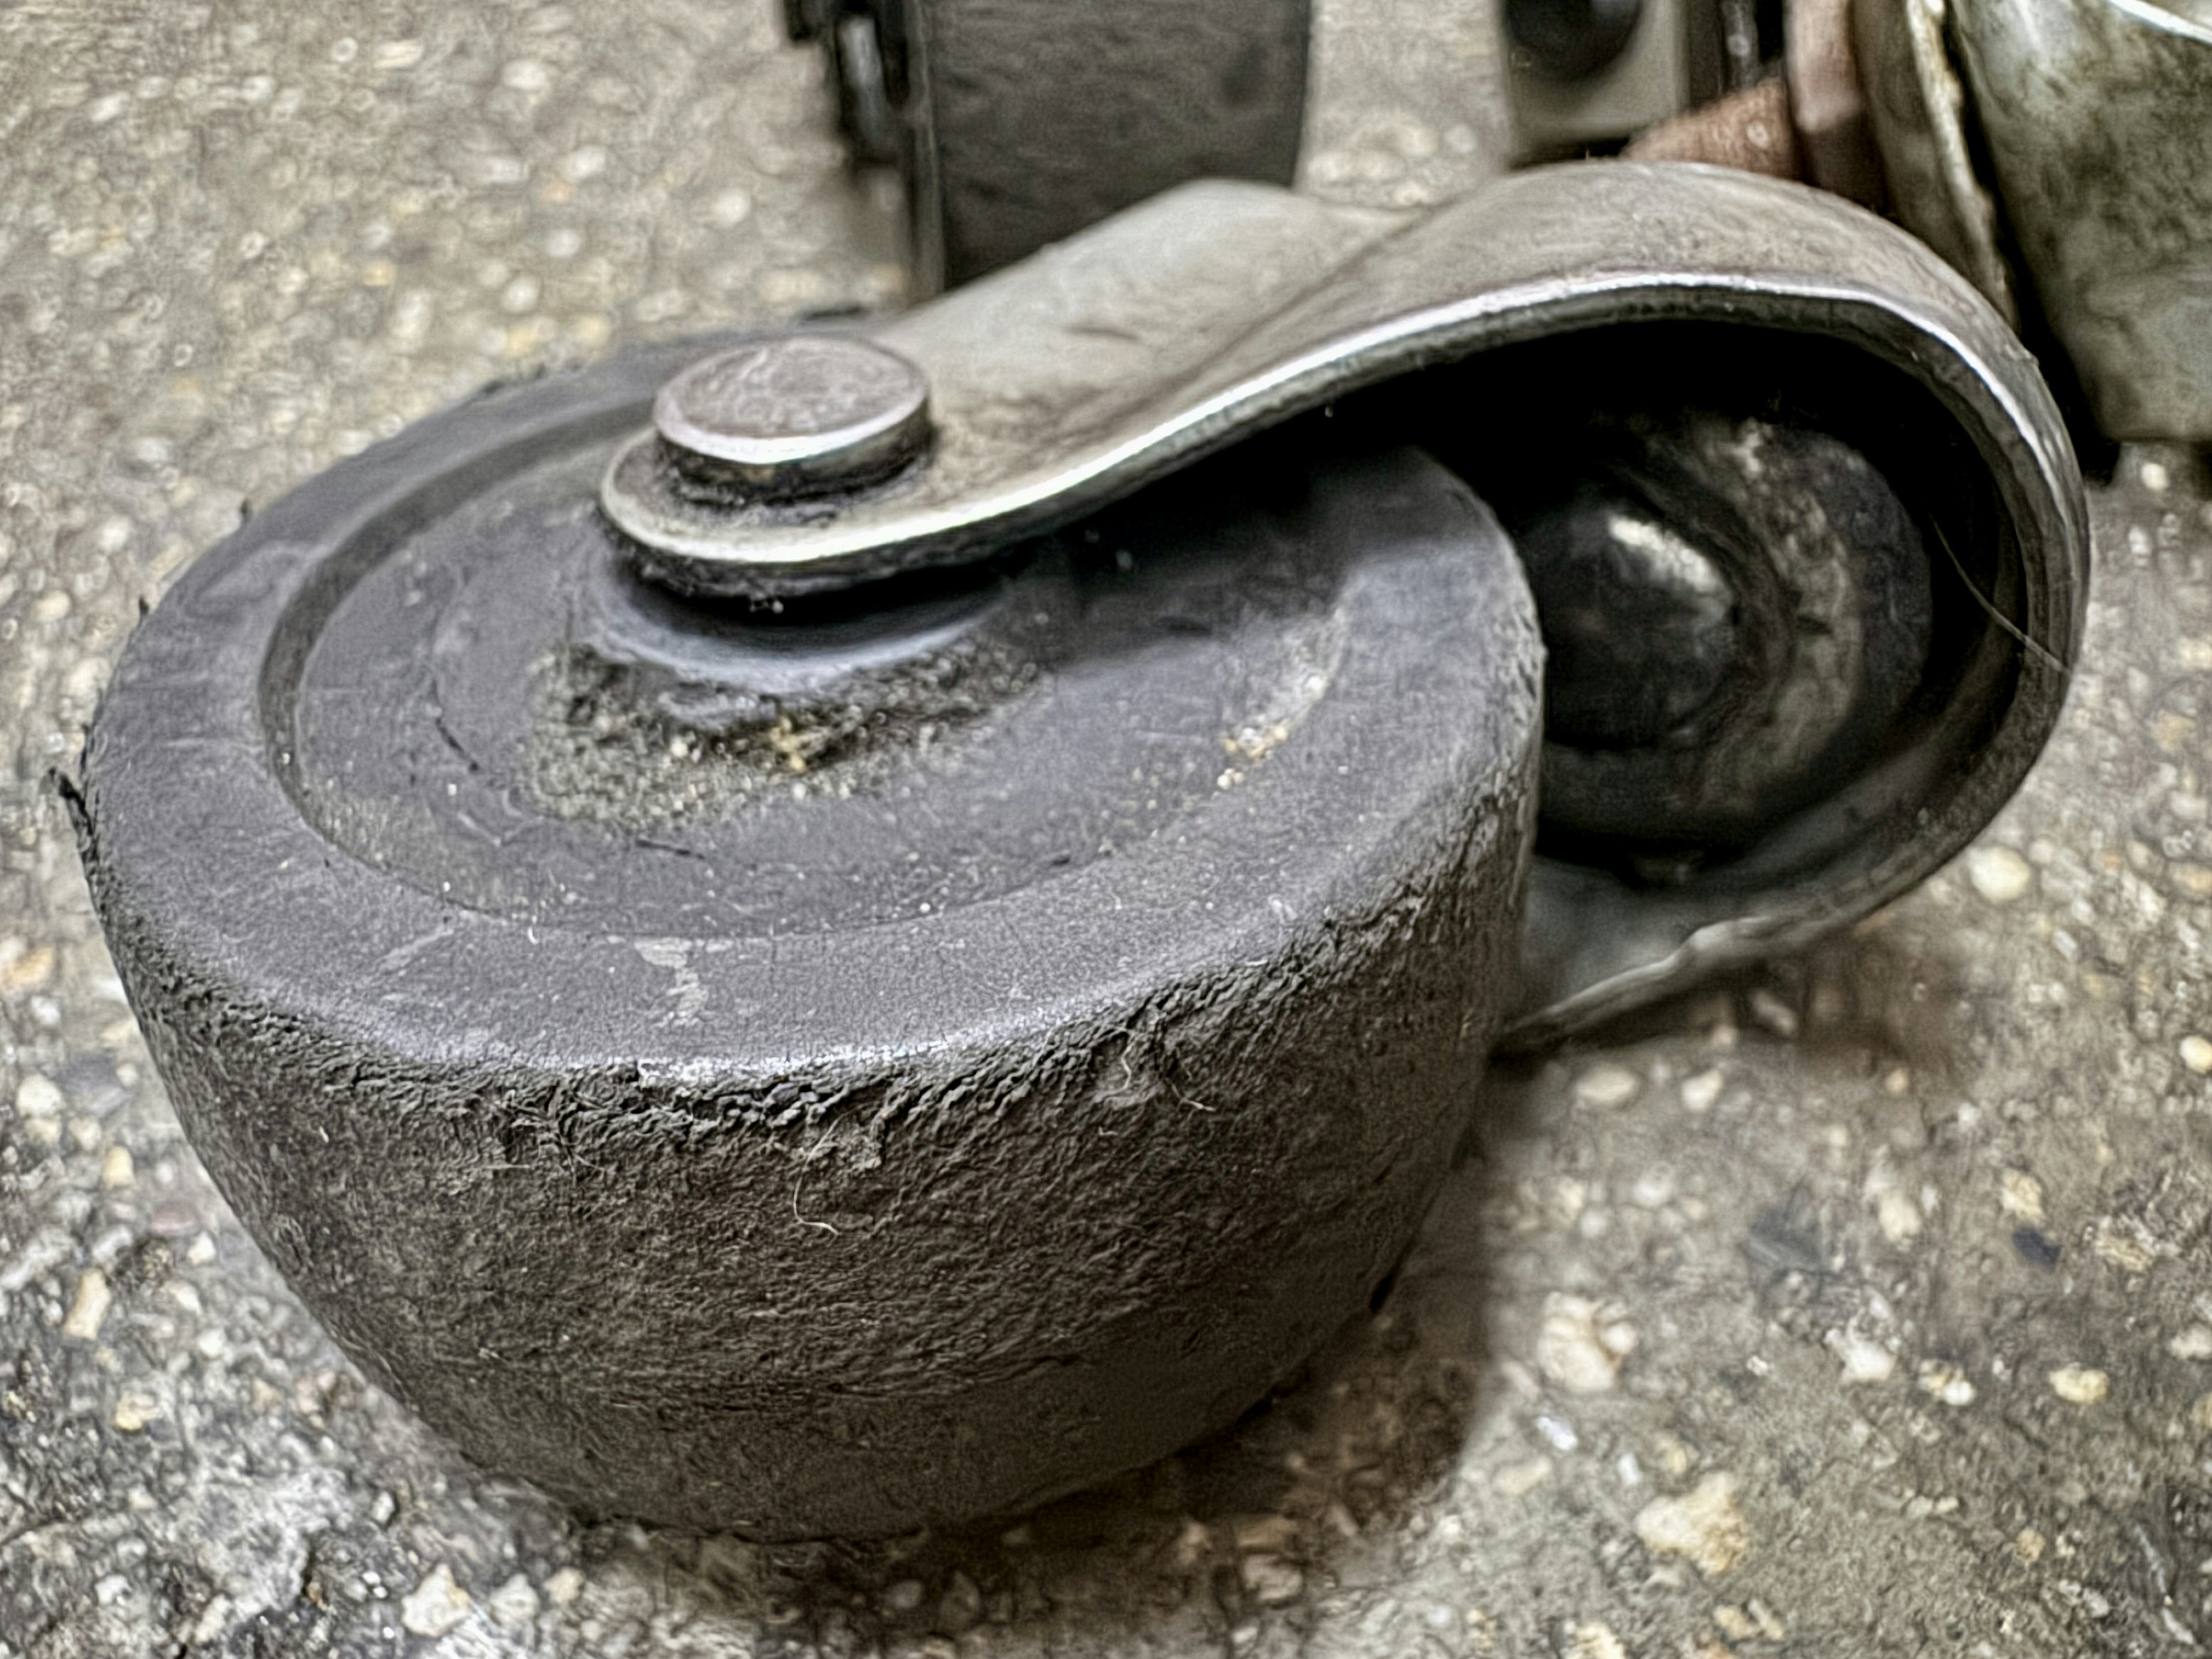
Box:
3;2;2210;1655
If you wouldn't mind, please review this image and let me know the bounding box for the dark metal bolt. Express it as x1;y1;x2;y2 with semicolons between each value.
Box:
653;332;931;501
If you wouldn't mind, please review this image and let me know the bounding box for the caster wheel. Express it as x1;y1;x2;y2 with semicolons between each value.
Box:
77;336;1540;1539
791;0;1313;289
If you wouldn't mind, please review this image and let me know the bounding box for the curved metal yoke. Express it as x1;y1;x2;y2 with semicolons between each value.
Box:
606;161;2088;1046
603;162;2080;608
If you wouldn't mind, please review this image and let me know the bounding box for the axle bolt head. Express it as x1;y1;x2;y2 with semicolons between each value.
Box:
653;331;931;499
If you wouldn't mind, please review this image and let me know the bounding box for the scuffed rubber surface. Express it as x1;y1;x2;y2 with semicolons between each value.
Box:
916;0;1310;284
74;339;1541;1539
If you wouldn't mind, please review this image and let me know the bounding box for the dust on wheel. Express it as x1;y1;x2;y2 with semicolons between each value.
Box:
75;337;1540;1539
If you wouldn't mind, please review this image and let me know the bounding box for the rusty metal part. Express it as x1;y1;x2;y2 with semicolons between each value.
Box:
1948;0;2212;441
1785;0;1887;204
1622;75;1801;176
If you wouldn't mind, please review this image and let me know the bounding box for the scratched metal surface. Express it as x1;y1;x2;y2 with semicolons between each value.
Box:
3;3;2210;1654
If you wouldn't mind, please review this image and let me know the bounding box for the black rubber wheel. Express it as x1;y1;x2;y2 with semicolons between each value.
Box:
76;338;1540;1539
827;0;1313;290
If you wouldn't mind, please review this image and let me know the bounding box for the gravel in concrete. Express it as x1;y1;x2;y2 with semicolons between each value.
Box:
5;3;2211;1656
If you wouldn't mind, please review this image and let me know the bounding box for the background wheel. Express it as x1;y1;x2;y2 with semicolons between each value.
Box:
791;0;1314;290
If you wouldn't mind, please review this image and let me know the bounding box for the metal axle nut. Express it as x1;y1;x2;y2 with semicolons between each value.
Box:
653;331;932;500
